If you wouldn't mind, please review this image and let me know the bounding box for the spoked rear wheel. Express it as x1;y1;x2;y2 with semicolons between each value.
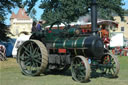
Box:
71;56;91;82
17;40;48;76
102;53;119;78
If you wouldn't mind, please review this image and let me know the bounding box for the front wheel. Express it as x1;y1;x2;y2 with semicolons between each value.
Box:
102;53;120;78
71;55;91;82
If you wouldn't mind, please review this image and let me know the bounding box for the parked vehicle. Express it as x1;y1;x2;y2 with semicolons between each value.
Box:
12;35;31;58
109;32;124;48
0;39;16;57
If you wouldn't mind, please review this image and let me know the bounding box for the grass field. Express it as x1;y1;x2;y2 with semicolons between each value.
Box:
0;56;128;85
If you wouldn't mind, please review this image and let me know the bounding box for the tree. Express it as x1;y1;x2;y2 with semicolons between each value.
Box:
39;0;90;25
97;0;125;20
0;22;10;41
39;0;125;25
0;0;126;41
0;0;21;41
29;8;37;21
22;0;38;13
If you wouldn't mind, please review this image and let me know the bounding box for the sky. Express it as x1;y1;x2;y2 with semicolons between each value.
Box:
5;0;128;25
122;0;128;9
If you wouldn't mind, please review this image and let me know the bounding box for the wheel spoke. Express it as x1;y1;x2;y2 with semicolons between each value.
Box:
35;48;40;54
105;68;107;73
33;54;41;58
80;71;85;77
30;42;34;53
28;43;32;53
22;46;30;54
112;62;115;65
20;54;29;60
29;62;32;71
24;59;31;65
24;52;30;56
108;68;112;74
32;48;38;55
34;60;40;67
24;62;31;67
112;68;115;73
34;59;42;64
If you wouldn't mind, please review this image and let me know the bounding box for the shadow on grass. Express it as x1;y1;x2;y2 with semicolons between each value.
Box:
90;70;119;79
43;69;92;83
43;69;72;76
21;68;118;82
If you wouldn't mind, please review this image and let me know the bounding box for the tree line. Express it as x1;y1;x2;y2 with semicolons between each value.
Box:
0;0;127;41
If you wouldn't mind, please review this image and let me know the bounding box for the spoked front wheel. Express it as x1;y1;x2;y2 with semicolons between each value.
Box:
102;53;119;78
71;56;91;82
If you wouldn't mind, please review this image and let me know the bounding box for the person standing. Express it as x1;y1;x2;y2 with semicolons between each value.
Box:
31;21;37;33
100;25;110;48
100;25;109;38
36;20;42;31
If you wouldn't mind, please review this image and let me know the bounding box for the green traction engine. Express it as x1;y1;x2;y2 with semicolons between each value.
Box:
17;0;119;83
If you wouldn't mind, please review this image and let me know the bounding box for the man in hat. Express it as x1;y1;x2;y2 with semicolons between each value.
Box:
36;20;42;31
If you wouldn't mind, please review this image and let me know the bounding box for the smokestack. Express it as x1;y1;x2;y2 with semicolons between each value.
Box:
91;0;97;35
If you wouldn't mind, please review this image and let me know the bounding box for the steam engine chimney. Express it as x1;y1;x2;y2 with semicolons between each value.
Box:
91;0;97;35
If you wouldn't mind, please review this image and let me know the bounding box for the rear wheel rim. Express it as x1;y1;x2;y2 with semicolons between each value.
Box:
17;40;48;76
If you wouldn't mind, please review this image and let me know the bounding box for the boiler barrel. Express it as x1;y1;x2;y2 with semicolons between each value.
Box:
52;36;104;57
53;37;87;48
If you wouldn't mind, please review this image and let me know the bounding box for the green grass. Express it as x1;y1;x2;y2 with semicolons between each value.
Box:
0;56;128;85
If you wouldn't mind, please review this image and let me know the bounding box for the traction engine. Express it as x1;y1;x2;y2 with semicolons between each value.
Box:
17;0;119;82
